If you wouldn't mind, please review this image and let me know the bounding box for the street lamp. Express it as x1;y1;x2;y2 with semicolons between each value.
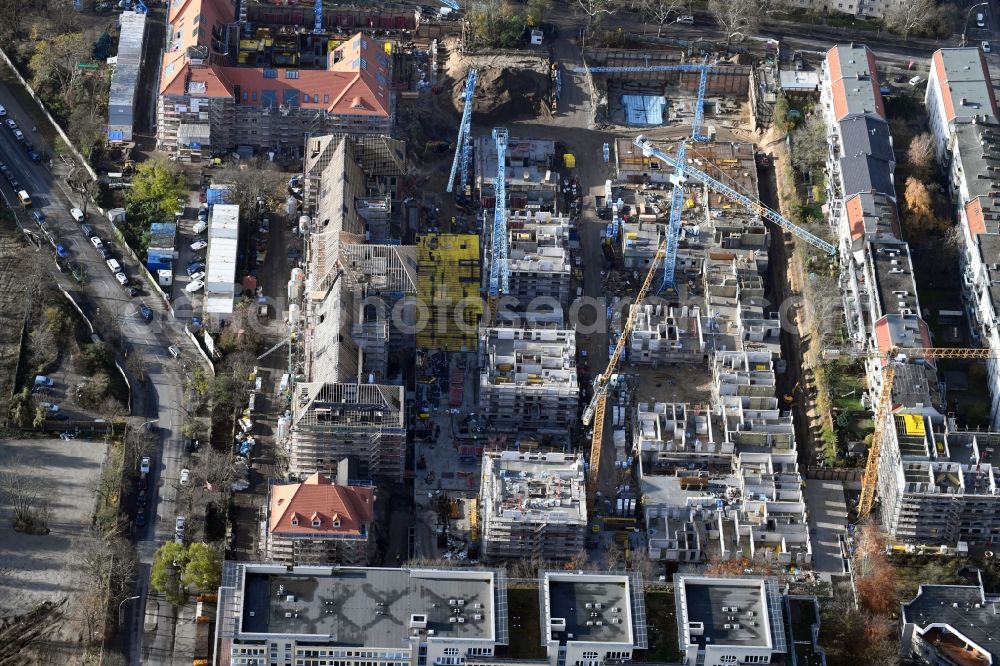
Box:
963;2;989;47
119;595;141;625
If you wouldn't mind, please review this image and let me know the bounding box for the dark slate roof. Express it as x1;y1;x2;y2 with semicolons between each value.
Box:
838;115;894;163
839;154;896;199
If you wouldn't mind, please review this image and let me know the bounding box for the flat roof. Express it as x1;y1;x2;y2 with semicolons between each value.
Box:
903;584;999;663
543;573;637;646
932;48;998;124
676;576;783;650
210;203;240;240
481;452;587;525
239;566;497;644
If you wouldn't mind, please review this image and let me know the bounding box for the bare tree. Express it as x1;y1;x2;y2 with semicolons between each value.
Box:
578;0;618;36
906;132;935;177
124;422;156;472
708;0;784;43
883;0;935;40
0;469;46;533
213;157;288;218
790;113;828;174
640;0;684;35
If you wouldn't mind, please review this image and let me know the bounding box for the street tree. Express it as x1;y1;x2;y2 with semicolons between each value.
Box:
182;542;223;590
128;158;186;217
67;168;102;218
578;0;618;36
851;522;899;615
640;0;685;35
883;0;935;40
708;0;784;43
151;542;189;606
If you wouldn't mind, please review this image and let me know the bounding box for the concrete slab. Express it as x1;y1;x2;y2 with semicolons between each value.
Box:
805;480;848;573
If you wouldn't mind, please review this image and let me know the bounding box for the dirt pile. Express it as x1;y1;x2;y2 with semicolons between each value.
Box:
450;63;552;124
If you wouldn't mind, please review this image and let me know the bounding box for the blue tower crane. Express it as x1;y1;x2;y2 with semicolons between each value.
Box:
447;68;478;194
314;0;323;33
635;135;837;256
489;128;510;307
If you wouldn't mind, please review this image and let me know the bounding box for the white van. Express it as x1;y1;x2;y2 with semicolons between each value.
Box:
106;258;122;273
676;15;695;24
16;190;31;207
977;12;986;27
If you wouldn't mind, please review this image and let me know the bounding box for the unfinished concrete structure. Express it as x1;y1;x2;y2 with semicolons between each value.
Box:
876;412;1000;547
505;213;573;310
479;452;587;561
475;136;560;212
290;382;405;479
478;328;579;442
416;234;482;352
627;303;706;365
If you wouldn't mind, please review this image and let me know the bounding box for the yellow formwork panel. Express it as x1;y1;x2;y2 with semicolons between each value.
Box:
416;234;482;352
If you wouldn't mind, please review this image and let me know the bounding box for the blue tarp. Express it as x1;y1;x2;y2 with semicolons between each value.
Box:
622;94;666;126
206;187;233;205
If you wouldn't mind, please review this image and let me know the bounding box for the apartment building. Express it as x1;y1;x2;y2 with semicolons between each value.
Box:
674;575;826;666
539;572;648;664
925;48;998;164
901;573;1000;666
213;563;658;666
478;452;586;562
265;472;375;565
157;0;393;159
925;49;1000;428
876;412;1000;546
289;382;405;479
214;564;507;666
478;328;579;441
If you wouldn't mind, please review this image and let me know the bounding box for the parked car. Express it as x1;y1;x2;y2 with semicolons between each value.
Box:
90;236;104;250
70;207;85;222
12;129;23;142
80;224;94;237
34;374;55;387
179;468;190;486
138;473;148;490
138;303;153;321
197;206;209;221
27;150;41;162
31;210;45;225
136;490;146;508
140;456;151;474
168;345;181;359
4;118;16;130
115;272;129;286
175;516;186;543
135;511;146;527
185;279;205;293
0;105;6;117
55;243;69;259
188;271;205;283
984;40;992;53
186;262;205;276
40;402;59;413
190;239;208;251
192;220;207;234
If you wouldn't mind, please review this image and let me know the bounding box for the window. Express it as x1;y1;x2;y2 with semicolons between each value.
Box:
252;92;257;102
286;70;300;79
444;649;459;656
312;518;321;527
323;94;330;104
291;516;299;526
313;94;320;104
582;653;598;660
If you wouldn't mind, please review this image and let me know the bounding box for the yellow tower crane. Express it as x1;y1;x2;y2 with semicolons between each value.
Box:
824;346;997;519
581;241;666;509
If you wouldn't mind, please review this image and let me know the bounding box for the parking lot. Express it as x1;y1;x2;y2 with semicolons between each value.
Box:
0;437;108;623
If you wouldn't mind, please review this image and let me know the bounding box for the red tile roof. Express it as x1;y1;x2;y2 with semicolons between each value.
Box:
967;198;988;237
874;314;933;357
269;473;374;537
160;0;390;119
826;45;885;122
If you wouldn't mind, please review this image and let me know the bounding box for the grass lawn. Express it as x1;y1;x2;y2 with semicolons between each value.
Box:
634;589;680;663
501;586;545;660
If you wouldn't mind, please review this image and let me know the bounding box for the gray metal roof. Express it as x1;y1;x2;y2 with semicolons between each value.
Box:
107;11;147;140
953;123;1000;205
870;241;919;317
902;584;1000;661
838;154;895;199
934;48;997;124
681;580;768;647
239;567;497;644
838;115;894;163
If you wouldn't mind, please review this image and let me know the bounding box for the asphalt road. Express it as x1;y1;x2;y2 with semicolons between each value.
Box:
0;82;192;665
